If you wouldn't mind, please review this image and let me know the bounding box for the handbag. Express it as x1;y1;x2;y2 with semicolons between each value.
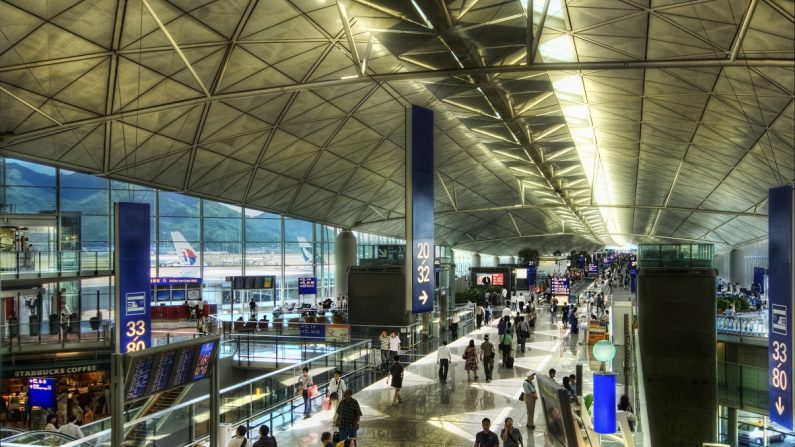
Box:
329;391;339;400
307;384;319;398
322;397;332;411
519;392;525;401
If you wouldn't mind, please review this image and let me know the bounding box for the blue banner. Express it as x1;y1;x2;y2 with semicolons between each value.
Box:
115;203;151;354
150;277;202;285
410;105;435;314
298;277;317;295
300;323;326;339
769;186;793;430
527;267;537;287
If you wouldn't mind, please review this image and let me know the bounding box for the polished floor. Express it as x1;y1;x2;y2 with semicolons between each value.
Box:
270;304;601;446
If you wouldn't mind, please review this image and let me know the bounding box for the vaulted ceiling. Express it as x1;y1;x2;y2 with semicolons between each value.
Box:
0;0;792;255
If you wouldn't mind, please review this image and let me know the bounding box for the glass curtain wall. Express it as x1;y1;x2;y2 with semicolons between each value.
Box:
0;157;344;319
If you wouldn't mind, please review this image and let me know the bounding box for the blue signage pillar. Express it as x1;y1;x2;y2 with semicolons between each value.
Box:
114;202;152;354
406;105;435;314
769;186;794;430
593;372;617;433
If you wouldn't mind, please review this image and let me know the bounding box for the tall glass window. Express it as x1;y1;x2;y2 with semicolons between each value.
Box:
158;192;200;278
203;202;242;280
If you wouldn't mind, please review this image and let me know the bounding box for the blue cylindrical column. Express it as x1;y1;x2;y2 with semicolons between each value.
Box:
593;372;617;433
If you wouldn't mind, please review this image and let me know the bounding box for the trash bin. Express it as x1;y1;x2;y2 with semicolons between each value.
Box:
49;314;59;335
29;314;40;336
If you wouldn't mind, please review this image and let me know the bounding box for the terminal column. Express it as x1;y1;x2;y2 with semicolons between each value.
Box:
335;229;356;299
472;253;481;268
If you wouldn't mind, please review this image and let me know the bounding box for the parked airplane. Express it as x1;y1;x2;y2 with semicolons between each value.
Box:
158;232;315;267
158;232;199;267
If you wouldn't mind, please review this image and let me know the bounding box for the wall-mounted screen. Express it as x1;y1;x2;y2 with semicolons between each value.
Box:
27;378;56;408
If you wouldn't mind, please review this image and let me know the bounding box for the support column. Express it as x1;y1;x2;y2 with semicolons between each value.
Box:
334;230;356;299
472;253;481;268
728;406;738;447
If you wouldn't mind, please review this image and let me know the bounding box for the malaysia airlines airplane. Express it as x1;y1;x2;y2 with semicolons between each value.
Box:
158;232;315;267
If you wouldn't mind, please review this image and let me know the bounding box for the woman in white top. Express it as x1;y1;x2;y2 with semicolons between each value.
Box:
388;332;400;361
379;330;390;371
327;369;347;413
297;367;314;418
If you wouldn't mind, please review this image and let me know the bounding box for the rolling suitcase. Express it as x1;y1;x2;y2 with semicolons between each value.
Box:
505;356;514;368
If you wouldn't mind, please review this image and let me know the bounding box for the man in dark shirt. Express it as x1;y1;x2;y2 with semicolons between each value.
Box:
334;389;362;441
252;425;277;447
474;418;499;447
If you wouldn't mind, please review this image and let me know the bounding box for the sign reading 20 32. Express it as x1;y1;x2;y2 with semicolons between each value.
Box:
413;240;434;313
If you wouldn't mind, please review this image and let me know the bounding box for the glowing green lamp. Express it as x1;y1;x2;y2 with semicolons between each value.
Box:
592;340;616;362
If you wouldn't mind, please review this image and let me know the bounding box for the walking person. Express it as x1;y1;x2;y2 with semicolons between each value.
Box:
484;303;492;325
333;389;362;441
387;355;404;404
437;340;451;382
379;330;390;371
480;335;495;383
522;372;538;429
500;417;523;447
473;417;499;447
463;339;479;381
562;303;569;328
499;330;513;367
515;316;530;353
450;312;460;339
297;367;314;419
327;370;347;414
388;331;401;364
475;303;484;329
550;297;558;323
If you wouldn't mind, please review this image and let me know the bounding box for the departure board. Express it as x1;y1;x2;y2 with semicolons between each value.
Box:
170;345;196;388
126;355;154;400
550;278;571;296
123;336;219;403
146;350;177;395
192;341;215;380
226;276;274;290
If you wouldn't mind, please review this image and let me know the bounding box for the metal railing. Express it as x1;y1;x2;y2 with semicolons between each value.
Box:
716;314;768;338
0;250;112;277
11;339;372;447
1;319;114;352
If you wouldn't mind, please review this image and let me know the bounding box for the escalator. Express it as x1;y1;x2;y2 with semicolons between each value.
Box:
123;385;192;446
0;430;86;446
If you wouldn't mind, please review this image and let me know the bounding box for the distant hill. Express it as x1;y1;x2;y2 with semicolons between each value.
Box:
3;160;290;246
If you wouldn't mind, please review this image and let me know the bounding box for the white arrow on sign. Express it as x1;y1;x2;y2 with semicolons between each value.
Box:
419;290;428;305
776;396;785;415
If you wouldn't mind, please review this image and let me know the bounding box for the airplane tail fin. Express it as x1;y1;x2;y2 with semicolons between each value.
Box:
171;231;198;266
297;237;313;263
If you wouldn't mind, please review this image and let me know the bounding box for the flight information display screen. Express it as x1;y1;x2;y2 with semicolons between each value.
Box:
227;276;274;290
147;350;177;395
124;336;219;403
